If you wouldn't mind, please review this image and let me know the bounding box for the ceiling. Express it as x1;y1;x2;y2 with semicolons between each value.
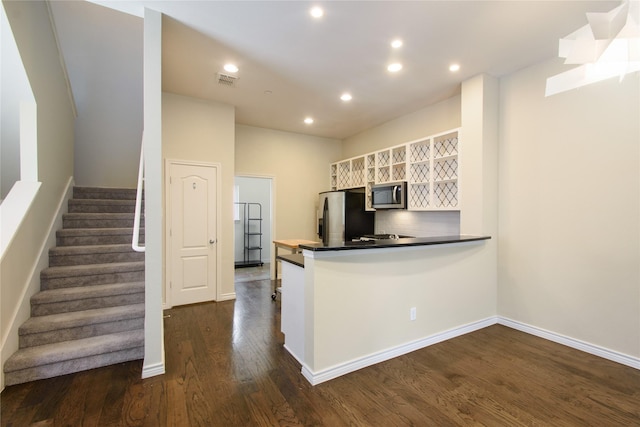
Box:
51;1;617;140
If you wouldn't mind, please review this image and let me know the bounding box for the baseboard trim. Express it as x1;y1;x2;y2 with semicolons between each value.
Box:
216;292;236;302
301;316;497;386
497;316;640;370
141;361;165;379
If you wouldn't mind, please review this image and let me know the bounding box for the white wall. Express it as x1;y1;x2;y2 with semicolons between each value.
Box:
163;92;236;300
0;5;34;199
235;125;341;243
498;58;640;359
234;176;272;264
141;7;164;379
341;95;461;159
51;1;143;188
304;241;495;379
0;0;75;390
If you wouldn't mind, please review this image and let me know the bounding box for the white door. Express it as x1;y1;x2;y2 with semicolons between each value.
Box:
167;161;218;307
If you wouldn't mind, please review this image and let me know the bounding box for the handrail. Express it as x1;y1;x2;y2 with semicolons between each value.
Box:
132;135;145;252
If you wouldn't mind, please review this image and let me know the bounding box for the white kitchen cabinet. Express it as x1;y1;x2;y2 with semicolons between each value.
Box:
375;145;407;184
408;130;460;210
330;156;366;190
330;128;459;211
280;260;305;363
365;153;376;210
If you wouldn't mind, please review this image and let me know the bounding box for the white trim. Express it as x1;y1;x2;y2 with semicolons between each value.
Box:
141;361;165;379
301;317;497;385
216;292;237;302
497;316;640;370
284;344;305;365
0;181;41;260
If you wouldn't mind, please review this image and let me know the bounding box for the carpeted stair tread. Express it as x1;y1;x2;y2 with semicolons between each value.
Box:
48;244;143;266
57;227;138;237
62;212;143;229
30;282;145;316
20;304;145;335
41;261;144;279
73;187;138;200
68;200;141;214
32;282;144;305
4;330;144;373
63;212;137;222
56;227;144;247
50;244;138;256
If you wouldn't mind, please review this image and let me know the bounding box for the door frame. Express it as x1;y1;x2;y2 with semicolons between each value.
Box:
234;173;276;279
165;159;222;309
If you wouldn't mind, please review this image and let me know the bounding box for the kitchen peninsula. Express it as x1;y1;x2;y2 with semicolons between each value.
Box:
279;234;492;385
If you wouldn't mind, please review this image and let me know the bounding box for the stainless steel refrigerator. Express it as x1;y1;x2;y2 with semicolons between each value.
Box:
318;189;374;245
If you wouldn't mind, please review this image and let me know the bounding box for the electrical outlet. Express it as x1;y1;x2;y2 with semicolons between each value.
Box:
410;307;416;321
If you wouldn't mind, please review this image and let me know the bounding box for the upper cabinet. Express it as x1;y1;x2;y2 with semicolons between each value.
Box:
330;128;460;211
408;130;459;210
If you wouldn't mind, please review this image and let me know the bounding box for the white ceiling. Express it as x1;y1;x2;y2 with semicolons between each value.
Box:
51;0;617;139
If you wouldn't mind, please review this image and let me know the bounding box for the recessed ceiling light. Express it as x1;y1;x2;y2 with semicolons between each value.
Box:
310;6;323;18
449;63;460;72
387;63;403;73
340;93;352;102
391;39;403;49
304;117;314;124
224;63;239;73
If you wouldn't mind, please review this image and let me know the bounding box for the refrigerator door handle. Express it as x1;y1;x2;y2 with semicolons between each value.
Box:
322;197;329;245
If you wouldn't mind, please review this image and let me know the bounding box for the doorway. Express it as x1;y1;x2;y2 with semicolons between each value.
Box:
165;160;220;307
234;175;273;281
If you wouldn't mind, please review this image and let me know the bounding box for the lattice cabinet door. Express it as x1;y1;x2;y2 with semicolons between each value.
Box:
391;145;407;182
331;156;367;190
407;129;460;211
365;153;376;210
376;149;391;183
330;163;338;190
337;160;351;189
408;137;432;210
432;131;459;209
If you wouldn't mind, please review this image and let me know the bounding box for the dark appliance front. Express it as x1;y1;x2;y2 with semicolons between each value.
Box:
318;189;374;245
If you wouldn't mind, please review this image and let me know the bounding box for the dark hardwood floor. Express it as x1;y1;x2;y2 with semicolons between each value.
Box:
2;264;639;426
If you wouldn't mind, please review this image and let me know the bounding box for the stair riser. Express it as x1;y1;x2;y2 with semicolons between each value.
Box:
32;292;145;317
20;317;144;348
49;251;144;267
41;270;145;290
57;233;144;247
62;218;144;229
4;346;144;386
73;188;138;200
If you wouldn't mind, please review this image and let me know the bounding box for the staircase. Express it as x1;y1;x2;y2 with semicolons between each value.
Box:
3;187;145;386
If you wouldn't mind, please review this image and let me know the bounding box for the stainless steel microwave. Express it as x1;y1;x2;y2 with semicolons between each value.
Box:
371;181;407;209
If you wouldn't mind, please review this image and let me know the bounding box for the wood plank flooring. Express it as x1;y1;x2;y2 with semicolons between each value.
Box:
2;265;639;426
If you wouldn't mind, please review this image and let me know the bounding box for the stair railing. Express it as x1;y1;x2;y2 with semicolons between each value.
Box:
132;137;145;252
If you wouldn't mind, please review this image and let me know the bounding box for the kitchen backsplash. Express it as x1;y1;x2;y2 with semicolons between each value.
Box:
374;210;460;237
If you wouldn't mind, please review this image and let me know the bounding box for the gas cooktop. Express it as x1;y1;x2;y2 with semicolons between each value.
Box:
357;234;414;241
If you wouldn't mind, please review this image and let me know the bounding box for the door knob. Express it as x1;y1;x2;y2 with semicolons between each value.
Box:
209;239;216;244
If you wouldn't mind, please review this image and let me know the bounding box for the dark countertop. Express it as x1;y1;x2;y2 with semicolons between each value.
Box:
298;235;491;252
277;253;305;268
